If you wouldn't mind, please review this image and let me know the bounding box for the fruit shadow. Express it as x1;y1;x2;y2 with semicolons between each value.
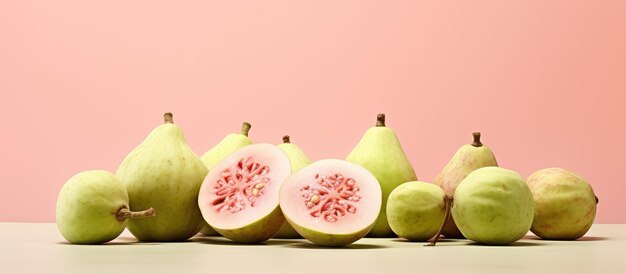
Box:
463;241;544;247
284;242;388;249
56;238;160;246
523;235;610;242
191;236;304;246
574;236;610;241
391;238;462;244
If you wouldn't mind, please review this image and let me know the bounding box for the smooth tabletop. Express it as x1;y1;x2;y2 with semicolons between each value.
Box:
1;223;624;274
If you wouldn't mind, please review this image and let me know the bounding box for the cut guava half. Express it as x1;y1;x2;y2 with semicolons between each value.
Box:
279;159;382;246
198;144;291;243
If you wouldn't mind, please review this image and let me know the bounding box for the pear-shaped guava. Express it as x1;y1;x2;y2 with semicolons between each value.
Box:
199;122;253;236
346;114;417;237
117;113;208;241
433;132;498;238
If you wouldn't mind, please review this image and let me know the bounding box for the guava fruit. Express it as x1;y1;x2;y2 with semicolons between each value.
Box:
201;122;252;169
199;122;253;236
56;170;155;244
452;167;535;245
117;113;208;241
387;181;447;242
527;168;598;240
279;159;382;246
433;132;498;238
346;113;417;237
198;144;291;243
273;135;312;239
278;135;312;173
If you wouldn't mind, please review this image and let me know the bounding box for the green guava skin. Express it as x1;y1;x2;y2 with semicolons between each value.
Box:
346;120;417;237
199;130;252;236
274;140;312;239
117;115;208;242
452;167;535;245
56;170;129;244
285;215;375;247
527;168;597;240
201;133;252;169
278;142;311;174
212;207;286;243
273;220;300;239
387;181;446;242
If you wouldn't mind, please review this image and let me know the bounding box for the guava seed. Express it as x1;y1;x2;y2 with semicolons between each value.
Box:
301;173;362;222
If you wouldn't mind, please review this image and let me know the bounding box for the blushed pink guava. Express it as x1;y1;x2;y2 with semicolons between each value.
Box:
527;168;598;240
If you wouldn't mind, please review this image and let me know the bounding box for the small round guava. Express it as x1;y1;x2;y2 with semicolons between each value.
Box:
527;168;597;240
387;181;446;241
452;167;534;245
56;170;155;244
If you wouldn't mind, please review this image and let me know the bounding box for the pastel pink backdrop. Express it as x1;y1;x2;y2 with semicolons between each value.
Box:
1;1;624;223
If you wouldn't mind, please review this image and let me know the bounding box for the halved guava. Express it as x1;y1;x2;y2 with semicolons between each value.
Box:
198;144;291;243
279;159;382;246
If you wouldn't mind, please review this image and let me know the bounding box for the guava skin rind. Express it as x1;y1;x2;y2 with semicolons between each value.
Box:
274;141;312;239
387;181;446;242
199;144;291;243
346;126;417;237
284;216;372;247
56;170;128;244
433;139;498;238
279;159;382;246
452;167;534;245
199;132;252;236
212;206;286;243
527;168;597;240
274;220;301;238
117;120;208;242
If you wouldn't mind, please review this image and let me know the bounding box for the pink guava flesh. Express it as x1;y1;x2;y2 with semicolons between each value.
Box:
301;173;361;222
211;157;272;213
280;159;381;246
199;144;291;242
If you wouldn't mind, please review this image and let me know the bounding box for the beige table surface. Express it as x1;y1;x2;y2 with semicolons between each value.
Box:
1;223;624;274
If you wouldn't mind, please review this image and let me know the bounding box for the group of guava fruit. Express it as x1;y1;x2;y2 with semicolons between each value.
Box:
56;112;598;247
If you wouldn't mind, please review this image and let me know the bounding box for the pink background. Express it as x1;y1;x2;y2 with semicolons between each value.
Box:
1;1;624;223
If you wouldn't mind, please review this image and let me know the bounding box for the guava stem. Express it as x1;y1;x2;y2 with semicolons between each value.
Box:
240;122;252;136
282;135;291;144
595;195;599;204
376;113;386;127
164;112;174;124
471;132;482;147
426;195;453;247
116;207;156;221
